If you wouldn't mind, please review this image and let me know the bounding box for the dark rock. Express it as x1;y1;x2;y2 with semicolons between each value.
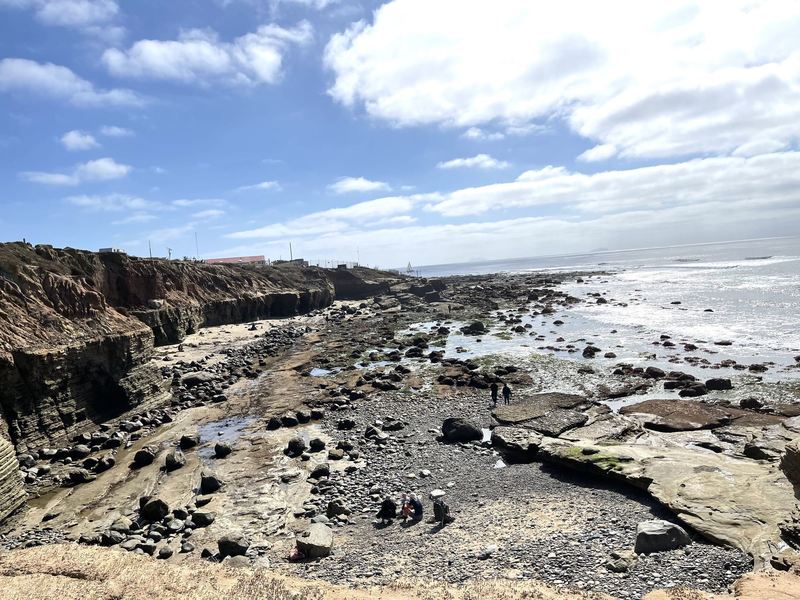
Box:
141;498;170;522
179;434;200;449
200;471;223;494
441;418;482;443
214;442;232;458
706;378;733;391
132;446;156;468
218;534;250;558
634;519;690;554
165;449;186;471
286;437;307;457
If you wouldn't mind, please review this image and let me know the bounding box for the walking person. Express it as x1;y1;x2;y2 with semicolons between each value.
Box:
490;381;499;406
502;383;512;405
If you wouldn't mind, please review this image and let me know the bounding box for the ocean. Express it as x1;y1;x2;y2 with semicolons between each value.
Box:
415;236;800;380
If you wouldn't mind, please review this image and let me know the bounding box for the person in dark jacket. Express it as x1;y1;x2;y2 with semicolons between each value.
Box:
502;383;512;405
376;496;397;524
490;381;499;406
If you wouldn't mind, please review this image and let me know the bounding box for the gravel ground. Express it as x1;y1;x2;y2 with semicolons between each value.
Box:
283;384;752;599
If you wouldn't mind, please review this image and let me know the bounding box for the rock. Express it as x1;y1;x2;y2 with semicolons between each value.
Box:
100;530;126;546
179;434;200;449
165;449;186;471
310;463;330;479
214;442;232;458
132;446;156;468
158;546;174;559
326;500;351;518
634;519;690;554
62;467;96;486
296;524;333;558
328;448;345;460
523;409;588;437
740;397;763;410
70;444;92;459
477;544;498;560
644;367;666;379
181;372;216;388
266;416;282;430
192;511;216;527
218;534;250;558
706;378;733;391
336;418;356;431
460;321;486;335
224;555;251;568
109;516;132;533
280;413;299;428
308;438;326;452
141;498;170;522
620;399;730;431
605;549;637;573
441;418;482;443
490;427;542;455
780;439;800;486
493;392;586;425
200;471;223;494
285;437;307;457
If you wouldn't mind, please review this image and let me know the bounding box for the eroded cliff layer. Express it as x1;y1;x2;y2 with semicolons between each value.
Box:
0;244;341;455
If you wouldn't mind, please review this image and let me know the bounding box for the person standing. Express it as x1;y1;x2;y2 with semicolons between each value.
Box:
490;381;499;406
502;383;512;405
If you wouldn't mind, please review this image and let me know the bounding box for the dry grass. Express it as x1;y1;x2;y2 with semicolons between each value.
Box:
3;544;799;600
0;544;613;600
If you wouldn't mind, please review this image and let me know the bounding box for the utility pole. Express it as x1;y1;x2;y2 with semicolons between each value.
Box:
194;232;199;260
289;242;293;261
357;247;360;266
167;247;173;260
148;240;152;259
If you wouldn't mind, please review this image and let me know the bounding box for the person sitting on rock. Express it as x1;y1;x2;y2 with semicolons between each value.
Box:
377;496;397;525
502;383;512;405
490;382;499;406
433;497;454;528
400;492;412;521
409;493;424;521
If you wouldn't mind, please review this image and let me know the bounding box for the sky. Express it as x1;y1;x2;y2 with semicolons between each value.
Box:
1;0;799;268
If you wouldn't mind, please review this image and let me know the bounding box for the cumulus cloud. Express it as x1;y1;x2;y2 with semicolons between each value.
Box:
0;58;143;107
222;151;800;264
60;130;99;151
100;125;133;137
328;176;391;194
103;21;313;86
192;209;226;220
324;0;800;160
462;127;504;141
437;154;510;170
0;0;119;26
22;157;132;185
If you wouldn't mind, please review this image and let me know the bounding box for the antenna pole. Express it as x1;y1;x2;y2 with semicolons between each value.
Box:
194;232;199;259
289;242;293;261
148;240;152;259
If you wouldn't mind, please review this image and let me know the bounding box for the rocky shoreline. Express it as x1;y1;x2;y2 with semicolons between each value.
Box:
1;265;800;599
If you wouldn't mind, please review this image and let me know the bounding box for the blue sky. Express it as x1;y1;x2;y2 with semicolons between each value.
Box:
1;0;799;268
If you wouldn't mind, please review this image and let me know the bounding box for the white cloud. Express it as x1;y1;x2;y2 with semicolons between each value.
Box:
328;176;391;194
222;151;800;265
100;125;133;137
236;180;281;192
324;0;800;160
103;21;313;86
60;129;99;151
171;198;226;208
229;195;418;239
192;209;226;220
462;127;504;141
22;157;132;185
112;212;157;225
437;154;510;170
0;0;119;26
577;143;617;163
0;58;143;107
66;193;155;211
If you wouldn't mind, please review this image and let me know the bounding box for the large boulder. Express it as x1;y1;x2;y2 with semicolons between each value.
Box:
214;442;232;459
441;418;482;443
218;534;250;558
781;439;800;486
634;519;690;554
165;449;186;471
200;471;223;494
132;446;156;468
192;511;216;527
490;427;542;455
706;378;733;391
179;434;200;449
296;524;333;558
181;372;216;388
285;437;307;457
141;498;170;522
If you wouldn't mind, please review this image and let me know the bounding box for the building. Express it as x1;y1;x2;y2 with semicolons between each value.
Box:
206;255;266;266
99;247;126;254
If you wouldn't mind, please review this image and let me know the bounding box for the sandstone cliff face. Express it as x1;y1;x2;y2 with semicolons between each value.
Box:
0;437;25;523
0;244;338;456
